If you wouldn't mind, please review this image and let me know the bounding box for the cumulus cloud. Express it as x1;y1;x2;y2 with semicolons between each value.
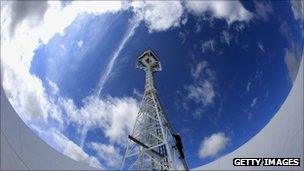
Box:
131;1;184;32
60;95;139;145
1;1;138;168
1;58;57;123
198;132;230;158
1;0;253;125
1;1;187;168
185;1;252;24
48;100;64;125
2;1;123;63
8;1;49;37
88;142;123;168
1;1;124;122
0;1;252;169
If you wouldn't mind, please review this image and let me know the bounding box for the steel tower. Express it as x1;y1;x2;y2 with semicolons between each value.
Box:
121;49;188;170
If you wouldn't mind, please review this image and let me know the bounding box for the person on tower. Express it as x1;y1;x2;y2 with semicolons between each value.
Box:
173;133;185;159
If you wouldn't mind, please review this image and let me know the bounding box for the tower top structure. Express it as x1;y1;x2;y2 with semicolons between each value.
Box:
136;49;162;72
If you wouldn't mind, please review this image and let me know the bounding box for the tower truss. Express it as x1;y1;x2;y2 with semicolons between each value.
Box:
121;49;188;170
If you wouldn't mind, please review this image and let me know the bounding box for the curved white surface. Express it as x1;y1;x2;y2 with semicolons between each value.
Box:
195;59;303;170
0;87;97;170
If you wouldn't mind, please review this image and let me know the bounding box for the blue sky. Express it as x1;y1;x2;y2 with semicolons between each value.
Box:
1;1;303;169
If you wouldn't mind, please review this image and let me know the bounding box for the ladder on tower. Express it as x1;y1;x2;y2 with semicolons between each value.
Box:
121;49;189;171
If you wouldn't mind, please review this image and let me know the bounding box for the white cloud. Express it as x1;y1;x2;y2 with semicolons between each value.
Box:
254;1;273;21
185;1;252;24
103;97;139;144
191;61;208;79
291;0;304;21
131;1;184;32
1;1;124;122
198;132;230;158
51;129;103;169
254;70;263;79
2;62;50;122
2;1;123;67
193;108;204;119
248;113;252;120
186;80;215;107
60;95;139;145
76;40;83;48
201;39;216;53
133;88;143;98
246;81;251;93
290;0;304;37
94;1;185;95
250;97;258;107
235;22;246;32
185;61;216;117
280;21;302;83
284;44;302;83
221;30;231;45
290;0;304;38
178;30;189;44
94;1;185;94
0;1;253;168
258;41;265;52
280;20;302;83
7;1;49;37
1;0;253;125
88;142;122;168
280;21;292;42
1;2;137;168
47;78;59;94
48;99;64;125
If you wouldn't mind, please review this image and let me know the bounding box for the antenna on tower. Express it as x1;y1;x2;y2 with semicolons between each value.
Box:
121;49;189;170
